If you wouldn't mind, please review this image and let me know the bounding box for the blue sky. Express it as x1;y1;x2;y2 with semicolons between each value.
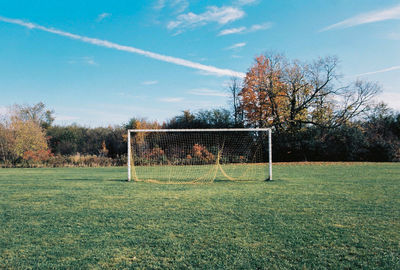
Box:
0;0;399;126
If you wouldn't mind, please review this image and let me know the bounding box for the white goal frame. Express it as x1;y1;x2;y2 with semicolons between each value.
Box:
127;128;272;182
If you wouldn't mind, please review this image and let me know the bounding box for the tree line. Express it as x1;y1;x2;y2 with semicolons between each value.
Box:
0;53;399;167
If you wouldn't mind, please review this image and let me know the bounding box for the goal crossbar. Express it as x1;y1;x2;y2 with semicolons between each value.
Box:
128;128;271;132
127;128;272;182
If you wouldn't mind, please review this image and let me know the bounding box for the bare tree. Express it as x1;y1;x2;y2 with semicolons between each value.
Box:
239;53;380;132
228;77;244;126
11;102;54;128
331;80;380;127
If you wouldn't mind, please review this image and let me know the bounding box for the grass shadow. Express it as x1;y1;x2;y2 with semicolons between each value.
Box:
107;179;129;182
58;178;102;182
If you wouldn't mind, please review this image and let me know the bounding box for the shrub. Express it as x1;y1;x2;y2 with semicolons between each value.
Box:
192;144;215;162
22;149;54;167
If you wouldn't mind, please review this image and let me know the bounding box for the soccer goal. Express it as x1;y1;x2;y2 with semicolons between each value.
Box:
127;128;272;183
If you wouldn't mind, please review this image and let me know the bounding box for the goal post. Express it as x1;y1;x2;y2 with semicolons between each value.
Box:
127;128;272;183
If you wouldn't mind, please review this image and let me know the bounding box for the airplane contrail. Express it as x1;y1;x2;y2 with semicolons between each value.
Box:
0;16;245;78
320;4;400;32
354;65;400;77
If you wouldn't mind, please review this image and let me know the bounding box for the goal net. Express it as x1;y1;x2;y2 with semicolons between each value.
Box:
127;128;272;183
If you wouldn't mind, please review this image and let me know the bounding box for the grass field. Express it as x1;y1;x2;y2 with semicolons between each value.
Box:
132;163;269;182
0;163;399;269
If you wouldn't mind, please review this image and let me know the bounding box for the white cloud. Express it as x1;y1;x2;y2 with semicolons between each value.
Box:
0;106;7;115
378;91;400;111
249;22;272;32
0;16;245;78
321;4;400;31
189;88;229;97
155;0;188;13
226;42;246;50
218;22;272;36
86;59;96;65
168;6;245;30
97;13;111;22
218;26;246;36
171;0;189;13
159;97;184;102
154;0;166;10
67;56;97;66
387;32;400;40
354;65;400;77
141;80;158;85
54;104;172;127
195;70;226;77
236;0;258;6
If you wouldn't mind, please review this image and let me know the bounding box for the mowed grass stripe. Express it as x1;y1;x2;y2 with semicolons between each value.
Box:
0;163;399;269
131;163;269;182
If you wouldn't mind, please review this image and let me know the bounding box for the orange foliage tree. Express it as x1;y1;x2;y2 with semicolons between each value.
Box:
240;55;288;129
124;117;161;146
11;119;49;161
0;116;50;164
238;53;379;132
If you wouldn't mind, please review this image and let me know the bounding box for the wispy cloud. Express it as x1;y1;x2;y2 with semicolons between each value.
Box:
159;97;184;102
354;65;400;77
189;88;229;97
86;58;96;65
67;56;97;66
97;13;111;22
321;4;400;31
171;0;189;13
387;32;400;40
141;80;158;85
379;91;400;111
218;26;246;36
0;106;7;115
0;16;245;78
226;42;246;50
54;103;172;126
168;6;245;31
154;0;166;10
249;22;272;31
236;0;259;6
155;0;188;13
218;22;272;36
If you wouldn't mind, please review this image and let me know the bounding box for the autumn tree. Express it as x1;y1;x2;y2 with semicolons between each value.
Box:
0;117;49;165
0;122;15;165
11;119;49;160
125;117;162;147
124;117;161;130
11;102;54;129
237;53;380;133
0;104;50;165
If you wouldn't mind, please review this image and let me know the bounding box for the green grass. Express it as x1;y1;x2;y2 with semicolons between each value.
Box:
0;163;399;269
132;163;269;182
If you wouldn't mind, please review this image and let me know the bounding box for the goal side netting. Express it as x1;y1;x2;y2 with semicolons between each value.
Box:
127;128;272;183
